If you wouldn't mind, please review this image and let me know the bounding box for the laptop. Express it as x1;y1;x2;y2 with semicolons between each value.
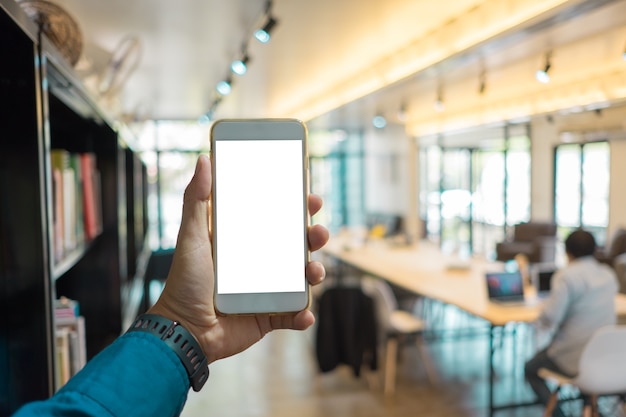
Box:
485;271;526;305
531;264;557;298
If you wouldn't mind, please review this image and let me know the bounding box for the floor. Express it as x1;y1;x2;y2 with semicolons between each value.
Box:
178;289;625;417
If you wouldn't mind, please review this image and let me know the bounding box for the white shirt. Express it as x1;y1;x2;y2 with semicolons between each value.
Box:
538;256;618;376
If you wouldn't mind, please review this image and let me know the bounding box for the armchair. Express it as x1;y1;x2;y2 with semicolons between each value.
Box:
495;222;558;264
614;253;626;295
595;227;626;266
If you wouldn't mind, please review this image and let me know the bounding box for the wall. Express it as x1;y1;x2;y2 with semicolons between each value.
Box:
363;122;411;215
529;117;558;221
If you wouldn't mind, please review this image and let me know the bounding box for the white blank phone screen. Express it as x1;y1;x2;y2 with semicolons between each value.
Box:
215;139;306;294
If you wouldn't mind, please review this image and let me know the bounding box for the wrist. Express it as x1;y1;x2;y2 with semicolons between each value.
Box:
127;313;210;391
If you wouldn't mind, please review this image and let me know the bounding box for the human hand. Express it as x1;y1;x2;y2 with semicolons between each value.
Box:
148;154;329;363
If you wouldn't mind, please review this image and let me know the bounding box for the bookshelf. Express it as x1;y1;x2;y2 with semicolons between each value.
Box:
0;1;149;415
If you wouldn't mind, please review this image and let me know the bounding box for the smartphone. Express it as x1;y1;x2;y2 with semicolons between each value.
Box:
210;119;310;315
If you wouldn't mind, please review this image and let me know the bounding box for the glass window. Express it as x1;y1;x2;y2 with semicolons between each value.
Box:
440;149;471;255
582;142;610;230
308;129;364;234
135;120;210;152
138;121;211;250
419;145;441;242
555;144;582;229
555;141;609;244
472;150;505;258
506;135;531;225
419;126;530;258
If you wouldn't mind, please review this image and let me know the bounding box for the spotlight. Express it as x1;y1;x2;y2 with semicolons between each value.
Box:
434;98;445;112
231;54;250;76
434;84;445;112
536;52;552;84
397;104;407;122
623;43;626;61
479;69;487;95
216;78;232;96
254;16;277;43
198;113;212;124
372;115;387;129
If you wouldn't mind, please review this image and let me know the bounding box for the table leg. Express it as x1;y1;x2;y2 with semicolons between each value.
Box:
489;324;496;417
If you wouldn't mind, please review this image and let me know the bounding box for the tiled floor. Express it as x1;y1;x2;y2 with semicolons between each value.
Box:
180;300;625;417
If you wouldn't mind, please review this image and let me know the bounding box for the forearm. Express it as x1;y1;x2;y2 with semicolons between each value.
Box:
12;332;190;417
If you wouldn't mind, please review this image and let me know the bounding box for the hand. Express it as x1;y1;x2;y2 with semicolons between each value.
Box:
148;154;329;363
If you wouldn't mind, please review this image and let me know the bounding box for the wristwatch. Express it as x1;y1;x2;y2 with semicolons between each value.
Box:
127;314;209;391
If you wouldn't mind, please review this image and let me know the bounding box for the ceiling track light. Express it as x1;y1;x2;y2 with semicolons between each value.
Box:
216;77;232;96
535;51;552;84
434;85;445;112
254;0;278;44
372;114;387;129
622;42;626;61
479;67;487;95
255;16;277;43
231;53;250;76
397;103;407;122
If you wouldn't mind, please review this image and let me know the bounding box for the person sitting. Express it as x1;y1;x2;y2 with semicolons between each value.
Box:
524;229;618;417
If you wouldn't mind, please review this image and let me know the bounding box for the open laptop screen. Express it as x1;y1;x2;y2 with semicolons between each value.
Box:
538;270;555;292
486;271;524;302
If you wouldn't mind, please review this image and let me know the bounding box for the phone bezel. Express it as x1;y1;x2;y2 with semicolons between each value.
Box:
210;119;310;315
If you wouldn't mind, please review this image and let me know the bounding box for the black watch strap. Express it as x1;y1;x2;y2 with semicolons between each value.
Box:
127;314;209;391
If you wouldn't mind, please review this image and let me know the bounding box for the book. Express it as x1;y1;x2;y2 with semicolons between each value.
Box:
55;297;87;383
54;327;71;389
69;153;85;247
50;150;70;261
50;150;104;261
62;167;76;252
51;167;64;262
80;153;102;240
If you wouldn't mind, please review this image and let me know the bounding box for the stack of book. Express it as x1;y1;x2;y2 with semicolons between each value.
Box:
50;150;103;263
54;297;87;389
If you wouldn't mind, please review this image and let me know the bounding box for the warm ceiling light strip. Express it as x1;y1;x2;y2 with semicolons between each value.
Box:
277;0;571;121
407;69;626;137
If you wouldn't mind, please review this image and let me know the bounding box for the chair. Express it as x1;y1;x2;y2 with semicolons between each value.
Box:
595;227;626;267
495;222;558;264
615;253;626;295
538;325;626;417
361;276;438;395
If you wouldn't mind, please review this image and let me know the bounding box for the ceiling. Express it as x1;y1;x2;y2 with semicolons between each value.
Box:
28;0;626;132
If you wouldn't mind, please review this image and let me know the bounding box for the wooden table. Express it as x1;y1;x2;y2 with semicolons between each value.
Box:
320;236;626;416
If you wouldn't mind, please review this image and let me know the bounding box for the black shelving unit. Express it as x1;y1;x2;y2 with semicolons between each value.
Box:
0;1;149;415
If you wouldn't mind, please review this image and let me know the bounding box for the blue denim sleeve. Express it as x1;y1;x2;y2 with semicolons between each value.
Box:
12;332;190;417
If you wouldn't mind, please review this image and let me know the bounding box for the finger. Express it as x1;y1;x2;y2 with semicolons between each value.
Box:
187;154;212;202
177;155;213;245
269;310;315;331
306;261;326;286
308;194;323;216
308;224;329;252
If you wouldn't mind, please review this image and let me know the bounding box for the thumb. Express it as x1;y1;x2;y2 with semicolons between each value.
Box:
177;155;212;247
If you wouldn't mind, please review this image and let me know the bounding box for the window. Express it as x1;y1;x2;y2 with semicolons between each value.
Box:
419;125;530;258
134;120;210;249
309;129;365;234
420;145;442;240
555;141;610;244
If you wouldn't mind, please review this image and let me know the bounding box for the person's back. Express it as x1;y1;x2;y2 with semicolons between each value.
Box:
525;229;618;417
541;256;617;375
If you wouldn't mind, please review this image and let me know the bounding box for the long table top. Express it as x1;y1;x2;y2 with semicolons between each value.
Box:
321;236;626;326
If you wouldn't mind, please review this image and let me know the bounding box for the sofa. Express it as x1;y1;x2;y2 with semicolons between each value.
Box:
495;221;558;264
595;227;626;267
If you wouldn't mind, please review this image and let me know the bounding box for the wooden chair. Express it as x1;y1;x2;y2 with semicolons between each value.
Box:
361;276;438;395
538;325;626;417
